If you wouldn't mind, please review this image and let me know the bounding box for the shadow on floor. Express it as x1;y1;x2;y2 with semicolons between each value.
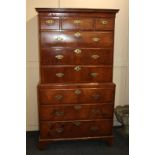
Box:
26;127;129;155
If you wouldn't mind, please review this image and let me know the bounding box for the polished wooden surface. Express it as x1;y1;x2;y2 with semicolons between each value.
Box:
38;83;116;89
40;119;113;139
62;18;94;30
40;17;114;31
38;86;115;104
36;8;119;13
41;66;112;83
40;17;60;30
95;18;114;30
41;48;113;65
36;8;118;149
41;31;113;48
40;104;114;121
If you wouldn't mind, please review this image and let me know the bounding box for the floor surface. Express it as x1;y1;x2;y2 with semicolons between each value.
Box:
26;127;129;155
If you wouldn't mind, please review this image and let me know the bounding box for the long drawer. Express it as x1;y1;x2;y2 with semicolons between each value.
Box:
41;31;113;48
41;48;113;65
38;86;115;104
40;104;114;121
40;119;113;139
41;66;112;83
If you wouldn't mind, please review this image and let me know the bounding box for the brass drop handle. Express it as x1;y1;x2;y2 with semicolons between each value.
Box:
56;128;64;133
74;66;81;71
73;121;81;126
55;95;63;101
73;19;81;24
101;20;108;25
74;32;81;37
55;55;64;60
91;54;100;59
74;89;81;95
55;36;63;41
92;94;101;100
92;37;100;42
56;73;64;77
90;126;98;131
90;72;98;77
54;110;64;117
74;105;82;110
45;19;54;25
74;49;82;54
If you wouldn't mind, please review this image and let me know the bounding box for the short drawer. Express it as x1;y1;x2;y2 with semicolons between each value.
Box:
62;18;93;30
41;66;112;83
40;104;113;121
41;31;113;48
41;48;113;65
95;18;114;30
40;119;113;139
40;17;59;30
38;87;115;104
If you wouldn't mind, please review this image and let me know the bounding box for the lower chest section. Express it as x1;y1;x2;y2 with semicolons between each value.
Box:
38;83;115;139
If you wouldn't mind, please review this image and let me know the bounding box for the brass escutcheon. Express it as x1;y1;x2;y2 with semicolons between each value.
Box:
45;19;54;25
91;72;98;77
101;20;108;25
56;73;64;77
56;128;64;133
74;32;81;37
73;19;81;24
91;54;100;59
92;37;100;42
73;121;81;126
55;55;64;60
54;111;64;117
55;95;63;101
74;66;81;71
55;36;63;41
74;89;81;95
74;49;82;54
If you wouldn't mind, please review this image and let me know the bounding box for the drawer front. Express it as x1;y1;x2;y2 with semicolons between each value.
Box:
39;88;114;104
41;48;113;65
95;18;114;30
62;18;93;30
40;104;113;121
40;17;59;30
41;31;113;48
40;119;113;139
41;66;112;83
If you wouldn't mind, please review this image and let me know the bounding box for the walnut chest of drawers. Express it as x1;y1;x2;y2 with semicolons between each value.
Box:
36;8;119;149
